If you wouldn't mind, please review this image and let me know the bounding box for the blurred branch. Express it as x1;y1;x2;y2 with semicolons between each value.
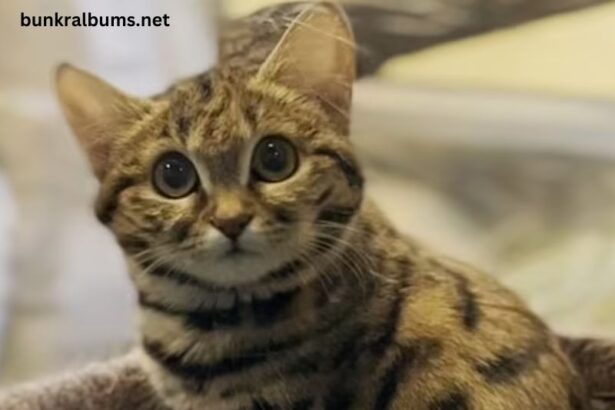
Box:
220;0;614;77
347;0;615;75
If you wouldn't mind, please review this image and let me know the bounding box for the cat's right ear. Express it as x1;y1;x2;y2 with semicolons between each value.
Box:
256;2;355;132
55;64;150;179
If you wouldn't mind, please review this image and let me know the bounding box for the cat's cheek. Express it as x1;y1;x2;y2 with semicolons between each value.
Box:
252;160;323;205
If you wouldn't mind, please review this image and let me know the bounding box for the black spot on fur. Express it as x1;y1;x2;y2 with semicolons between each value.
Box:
568;390;587;410
244;102;258;126
173;220;192;242
95;176;135;225
252;289;299;325
453;273;480;331
317;206;357;225
324;387;354;410
428;392;469;410
476;343;545;384
315;187;333;206
370;259;412;356
116;234;149;254
147;264;222;291
272;207;296;224
176;116;191;136
265;259;305;281
374;341;443;410
369;305;401;357
199;75;213;101
143;340;271;385
139;292;242;330
331;325;365;368
138;293;184;315
314;206;357;253
286;356;321;376
141;286;300;331
314;149;363;189
291;398;314;410
375;353;412;410
186;302;241;331
251;398;280;410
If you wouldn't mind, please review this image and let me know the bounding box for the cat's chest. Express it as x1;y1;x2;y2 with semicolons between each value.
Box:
139;286;368;409
145;350;351;410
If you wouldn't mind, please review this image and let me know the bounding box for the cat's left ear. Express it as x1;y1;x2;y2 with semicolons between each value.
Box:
257;2;355;130
55;64;153;180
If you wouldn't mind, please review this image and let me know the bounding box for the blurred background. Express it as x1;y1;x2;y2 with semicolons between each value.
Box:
1;0;615;387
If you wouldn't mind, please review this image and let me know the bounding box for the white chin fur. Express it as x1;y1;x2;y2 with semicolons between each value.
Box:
180;226;301;286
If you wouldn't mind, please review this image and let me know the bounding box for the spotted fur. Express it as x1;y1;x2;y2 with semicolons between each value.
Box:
56;2;596;409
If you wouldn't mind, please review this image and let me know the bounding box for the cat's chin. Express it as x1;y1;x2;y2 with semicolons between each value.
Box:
182;249;294;288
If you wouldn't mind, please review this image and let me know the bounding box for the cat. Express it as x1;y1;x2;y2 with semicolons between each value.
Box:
55;2;601;409
223;3;615;406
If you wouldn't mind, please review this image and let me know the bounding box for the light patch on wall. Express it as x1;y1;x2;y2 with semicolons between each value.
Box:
380;3;615;99
224;0;288;17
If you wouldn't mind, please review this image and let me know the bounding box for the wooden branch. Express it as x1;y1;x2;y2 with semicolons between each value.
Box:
220;0;615;77
346;0;615;75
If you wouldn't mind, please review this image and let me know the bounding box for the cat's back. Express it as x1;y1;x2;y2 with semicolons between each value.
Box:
382;233;588;409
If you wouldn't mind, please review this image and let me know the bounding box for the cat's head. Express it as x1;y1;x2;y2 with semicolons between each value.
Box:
56;2;362;288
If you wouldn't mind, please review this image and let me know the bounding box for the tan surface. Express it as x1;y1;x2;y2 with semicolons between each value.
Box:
381;3;615;99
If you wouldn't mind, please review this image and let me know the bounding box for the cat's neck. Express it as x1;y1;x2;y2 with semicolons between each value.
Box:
135;203;410;405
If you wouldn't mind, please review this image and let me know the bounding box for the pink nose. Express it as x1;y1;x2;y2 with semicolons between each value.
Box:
210;213;253;240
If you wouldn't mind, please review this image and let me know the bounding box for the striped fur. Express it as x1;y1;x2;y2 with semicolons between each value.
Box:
56;2;596;409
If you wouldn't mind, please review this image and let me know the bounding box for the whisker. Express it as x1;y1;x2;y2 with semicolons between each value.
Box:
280;15;357;48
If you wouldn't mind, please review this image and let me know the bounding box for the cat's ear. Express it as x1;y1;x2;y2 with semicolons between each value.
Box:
257;2;355;126
55;64;150;179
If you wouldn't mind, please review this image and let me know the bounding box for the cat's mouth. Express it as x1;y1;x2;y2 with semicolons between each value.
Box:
221;241;257;258
175;232;301;286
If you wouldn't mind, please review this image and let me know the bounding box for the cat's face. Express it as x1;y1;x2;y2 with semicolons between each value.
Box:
56;3;361;287
100;69;362;286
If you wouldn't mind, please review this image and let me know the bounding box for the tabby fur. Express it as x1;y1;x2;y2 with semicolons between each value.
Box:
55;2;610;409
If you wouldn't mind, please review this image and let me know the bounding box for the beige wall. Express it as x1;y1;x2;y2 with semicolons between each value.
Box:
380;3;615;99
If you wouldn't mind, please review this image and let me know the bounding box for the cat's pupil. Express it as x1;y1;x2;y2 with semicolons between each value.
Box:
162;158;191;189
260;141;287;172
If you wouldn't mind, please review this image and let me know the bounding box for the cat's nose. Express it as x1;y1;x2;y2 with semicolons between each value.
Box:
210;213;253;241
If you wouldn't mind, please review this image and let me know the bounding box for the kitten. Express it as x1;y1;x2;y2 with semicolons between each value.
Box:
56;2;591;409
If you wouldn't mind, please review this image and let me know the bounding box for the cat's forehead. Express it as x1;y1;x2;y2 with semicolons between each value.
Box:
166;70;253;152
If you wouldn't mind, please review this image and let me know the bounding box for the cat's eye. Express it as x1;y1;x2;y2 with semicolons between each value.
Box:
251;136;298;183
152;152;198;198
